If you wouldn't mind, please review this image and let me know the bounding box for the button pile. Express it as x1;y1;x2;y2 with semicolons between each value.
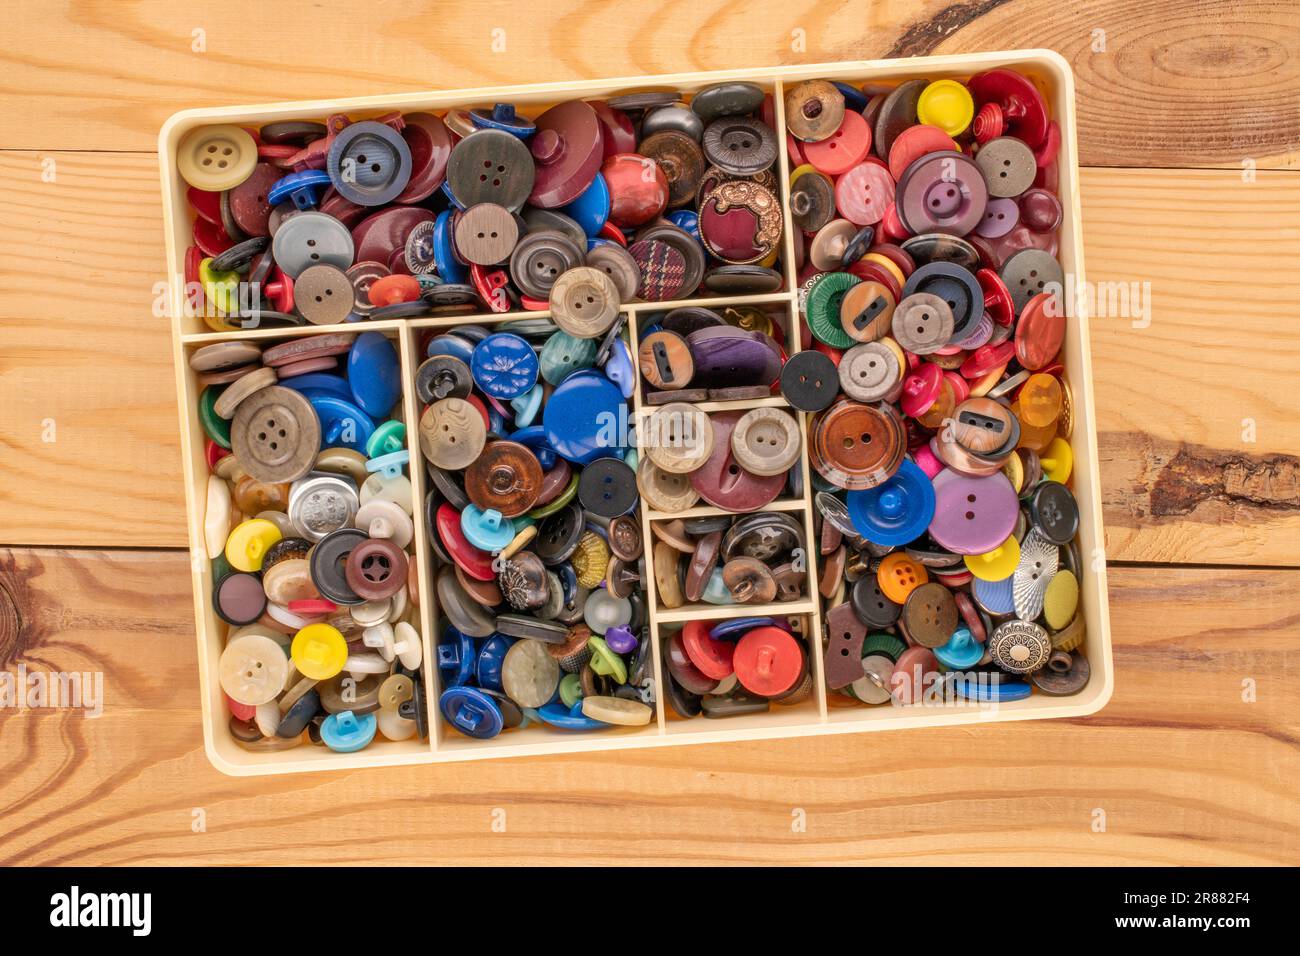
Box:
174;86;785;333
662;617;814;719
779;72;1089;705
200;331;429;752
419;320;656;738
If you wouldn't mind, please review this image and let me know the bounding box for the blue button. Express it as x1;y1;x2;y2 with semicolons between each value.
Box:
846;460;935;546
320;710;378;752
954;673;1032;703
534;701;607;730
469;103;536;138
278;371;352;399
471;332;539;400
426;331;475;364
934;626;982;668
433;209;467;284
543;369;626;465
836;81;870;113
437;625;477;688
439;178;467;211
667;209;700;241
461;505;516;552
603;337;636;399
440;686;504;739
267;169;331;210
306;392;375;453
347;331;402;417
973;575;1015;615
559;172;610;237
475;634;515;692
709;617;778;641
511;383;544;427
365;449;409;480
510;426;557;470
556;562;578;605
701;567;734;604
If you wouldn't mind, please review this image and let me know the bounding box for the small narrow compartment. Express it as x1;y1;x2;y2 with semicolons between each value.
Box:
660;613;822;733
414;311;663;750
185;325;431;772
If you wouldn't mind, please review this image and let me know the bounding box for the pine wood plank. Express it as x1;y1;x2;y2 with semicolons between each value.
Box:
0;549;1294;866
0;0;1295;166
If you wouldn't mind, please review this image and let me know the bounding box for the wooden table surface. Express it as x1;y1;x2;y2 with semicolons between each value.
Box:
1;0;1297;866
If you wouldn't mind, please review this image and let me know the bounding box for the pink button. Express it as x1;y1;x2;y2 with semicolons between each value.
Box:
900;363;943;418
928;470;1018;555
835;160;896;225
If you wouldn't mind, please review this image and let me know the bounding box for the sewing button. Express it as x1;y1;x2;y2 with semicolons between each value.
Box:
987;619;1052;675
834;160;895;226
1002;248;1064;316
824;602;867;690
809;218;857;272
1019;372;1062;428
1029;481;1079;545
701;117;777;176
839;279;896;343
891;293;954;354
638;330;694;390
901;261;984;339
963;534;1021;581
896;151;988;236
178;124;257;192
838;342;899;403
845;459;934;546
1043;568;1079;631
643;102;703;141
698;179;782;264
549;266;619;338
326;120;412;206
452;202;518;266
219;633;290;706
464;440;543;517
899;582;957;649
974;135;1037;199
587;242;641;302
877;551;929;604
600;153;668;229
803;109;872;175
733;626;802;697
723;557;779;603
689;410;786;512
471;332;538;401
446;127;535;211
916;79;974;137
213;570;268;626
975;197;1020;239
681;620;735;680
686;325;781;388
543;369;626;465
230;385;319;485
529;100;603;208
212;366;276;420
968;69;1049;149
440;686;503;739
290;263;352;325
639;130;705;209
1014;290;1066;370
927;469;1018;556
872;79;926;158
415;355;473;404
289;622;347;681
645;403;713;474
1013;527;1059;620
343;331;400;418
852;573;902;629
577;457;638;518
637;457;699;513
780;349;839;412
810;399;905;490
419;398;487;471
436;565;496;636
499;551;549;611
502;638;562;708
1031;649;1090;695
789;166;835;232
785;80;845;142
730;407;801;477
270;210;355;279
1019;187;1063;233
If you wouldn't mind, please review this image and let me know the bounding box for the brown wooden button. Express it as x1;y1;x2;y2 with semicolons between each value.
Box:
549;266;620;338
261;333;355;368
839;280;896;343
585;241;641;302
652;518;696;553
974;136;1038;198
200;362;260;388
785;80;845;142
446;127;536;211
190;340;263;372
654;540;685;608
684;530;722;603
771;562;804;601
730;407;801;477
823;600;867;690
639;130;705;208
644;403;714;474
810;399;905;490
636;456;699;514
818;544;846;598
723;557;777;604
231;385;320;484
454;202;519;265
294;264;354;325
892;293;954;354
902;582;958;648
464;439;543;517
214;366;277;419
809;218;856;272
789;169;835;232
950;397;1018;455
419;397;487;471
839;342;901;403
608;515;643;561
638;330;694;390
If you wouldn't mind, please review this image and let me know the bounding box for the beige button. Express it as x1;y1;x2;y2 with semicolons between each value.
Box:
295;264;355;325
644;403;713;474
839;342;901;402
785;80;845;142
730;407;800;477
501;639;561;708
219;634;290;706
204;475;232;559
315;447;369;486
231;385;320;484
636;456;700;514
378;673;414;713
808;219;857;272
891;293;954;355
839;280;896;343
419;398;487;470
653;541;685;608
361;472;413;513
177;124;258;192
214;366;277;419
549;266;620;338
454;202;519;265
582;695;653;726
262;557;319;605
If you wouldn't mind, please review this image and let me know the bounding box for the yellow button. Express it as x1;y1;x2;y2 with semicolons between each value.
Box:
1040;437;1074;484
862;252;905;288
177;124;257;192
1043;570;1080;630
964;535;1021;581
200;257;241;316
1019;373;1063;428
1001;450;1024;494
291;624;348;681
224;518;283;572
916;79;975;137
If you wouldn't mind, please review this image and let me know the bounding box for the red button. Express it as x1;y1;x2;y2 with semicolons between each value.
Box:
887;124;958;181
803;110;872;176
368;273;422;307
681;620;735;680
733;627;803;697
602;153;669;228
436;503;495;581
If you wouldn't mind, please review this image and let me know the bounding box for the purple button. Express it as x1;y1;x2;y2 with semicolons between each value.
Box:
976;197;1020;238
927;469;1018;555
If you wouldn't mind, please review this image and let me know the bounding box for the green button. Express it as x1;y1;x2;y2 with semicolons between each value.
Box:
805;272;859;349
199;386;231;449
539;331;598;386
559;673;583;708
527;473;579;519
586;636;627;684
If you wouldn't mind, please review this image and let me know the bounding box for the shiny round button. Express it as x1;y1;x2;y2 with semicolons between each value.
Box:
730;407;801;477
834;160;895;225
327;120;413;206
928;470;1019;556
291;623;348;680
549;266;620;338
896;151;988;236
645;403;714;474
733;626;803;697
178;124;257;192
916;79;975;137
419;398;487;470
465;440;543;517
219;634;290;706
446;128;536;211
877;552;929;604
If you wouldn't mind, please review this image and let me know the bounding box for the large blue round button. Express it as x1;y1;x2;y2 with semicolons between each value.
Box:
535;701;607;730
543;369;626;465
278;371;351;398
559;172;611;237
471;332;539;400
347;331;402;417
305;391;374;453
846;459;935;546
426;331;475;365
440;686;504;739
475;634;515;692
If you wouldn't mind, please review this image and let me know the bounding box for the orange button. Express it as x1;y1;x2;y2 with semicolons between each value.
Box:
877;552;929;604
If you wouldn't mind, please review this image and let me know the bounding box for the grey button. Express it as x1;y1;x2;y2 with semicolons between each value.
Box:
271;211;355;279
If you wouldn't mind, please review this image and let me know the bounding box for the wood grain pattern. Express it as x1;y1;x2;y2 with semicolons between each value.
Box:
2;152;1297;562
0;0;1295;167
0;548;1294;866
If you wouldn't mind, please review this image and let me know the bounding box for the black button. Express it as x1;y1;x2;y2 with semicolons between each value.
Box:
780;350;839;412
577;458;638;518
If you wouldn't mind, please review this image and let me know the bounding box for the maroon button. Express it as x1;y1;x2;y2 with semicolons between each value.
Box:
630;238;687;301
699;180;782;264
393;112;452;204
589;100;637;158
689;410;786;511
666;630;719;695
823;601;867;690
529;100;604;208
352;206;436;267
968;69;1049;149
1015;291;1066;370
345;538;409;601
435;502;495;581
229;163;281;238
